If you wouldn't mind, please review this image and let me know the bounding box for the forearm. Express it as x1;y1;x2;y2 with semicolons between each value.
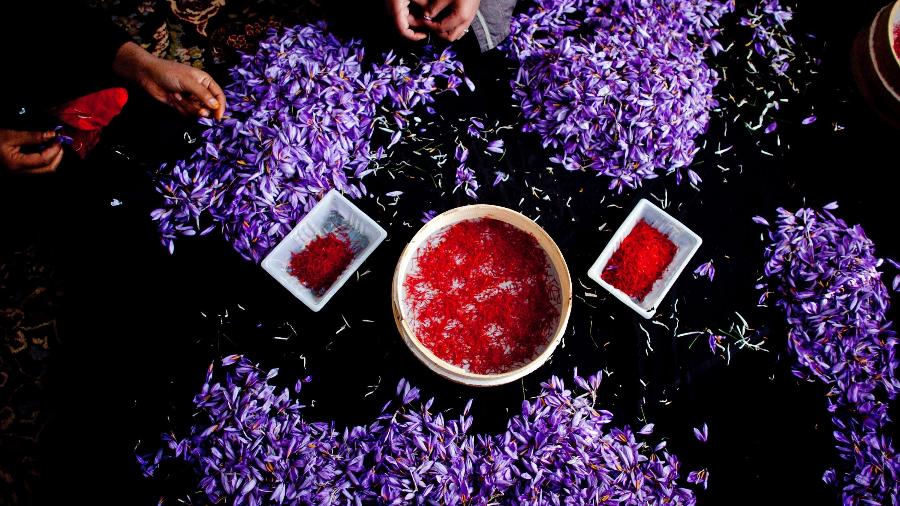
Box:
112;42;155;86
110;42;227;120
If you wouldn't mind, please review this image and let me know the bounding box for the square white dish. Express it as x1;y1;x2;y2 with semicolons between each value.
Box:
587;199;702;319
261;190;387;312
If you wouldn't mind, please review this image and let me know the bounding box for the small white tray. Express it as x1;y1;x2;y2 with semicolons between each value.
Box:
587;199;701;319
262;190;387;312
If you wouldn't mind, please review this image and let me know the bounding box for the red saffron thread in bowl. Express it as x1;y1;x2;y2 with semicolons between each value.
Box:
893;23;900;60
289;231;354;295
601;220;677;302
404;218;560;374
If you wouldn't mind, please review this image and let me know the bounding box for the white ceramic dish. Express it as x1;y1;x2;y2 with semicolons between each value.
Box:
262;190;387;312
587;199;702;319
392;205;573;387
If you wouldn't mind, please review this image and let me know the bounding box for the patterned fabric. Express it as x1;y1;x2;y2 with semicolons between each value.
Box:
0;246;61;505
91;0;322;68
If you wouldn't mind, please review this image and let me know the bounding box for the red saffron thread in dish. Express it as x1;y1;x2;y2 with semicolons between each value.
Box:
289;231;354;294
602;219;677;301
404;218;560;374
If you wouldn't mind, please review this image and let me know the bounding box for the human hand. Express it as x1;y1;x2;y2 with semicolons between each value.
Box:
384;0;431;41
420;0;480;42
113;42;226;120
0;130;64;175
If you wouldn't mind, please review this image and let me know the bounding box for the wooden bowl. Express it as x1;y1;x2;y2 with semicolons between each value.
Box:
391;205;573;387
852;1;900;127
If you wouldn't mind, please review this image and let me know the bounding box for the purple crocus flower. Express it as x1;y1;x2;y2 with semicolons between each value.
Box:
693;423;709;443
687;469;710;490
708;333;722;353
485;139;505;154
421;210;437;223
693;260;716;281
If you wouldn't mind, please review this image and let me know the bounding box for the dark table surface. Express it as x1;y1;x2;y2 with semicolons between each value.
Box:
3;1;898;504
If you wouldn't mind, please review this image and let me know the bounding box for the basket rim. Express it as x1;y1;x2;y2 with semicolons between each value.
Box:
890;1;900;67
391;204;573;385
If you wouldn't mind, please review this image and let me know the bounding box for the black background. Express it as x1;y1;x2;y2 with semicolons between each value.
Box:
4;1;899;504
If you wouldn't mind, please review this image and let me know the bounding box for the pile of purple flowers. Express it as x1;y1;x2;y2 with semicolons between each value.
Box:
151;22;467;261
140;356;704;505
757;205;900;504
505;0;733;192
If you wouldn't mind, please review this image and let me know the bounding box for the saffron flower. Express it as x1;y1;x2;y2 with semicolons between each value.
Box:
693;260;716;281
687;468;710;490
708;333;723;353
693;423;709;443
421;210;437;223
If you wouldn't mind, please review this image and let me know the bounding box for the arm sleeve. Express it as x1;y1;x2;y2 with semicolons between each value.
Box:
470;0;519;52
56;2;133;67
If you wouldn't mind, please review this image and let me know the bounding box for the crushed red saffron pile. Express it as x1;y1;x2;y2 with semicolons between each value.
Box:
894;23;900;60
289;231;354;295
602;219;677;302
404;218;560;374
